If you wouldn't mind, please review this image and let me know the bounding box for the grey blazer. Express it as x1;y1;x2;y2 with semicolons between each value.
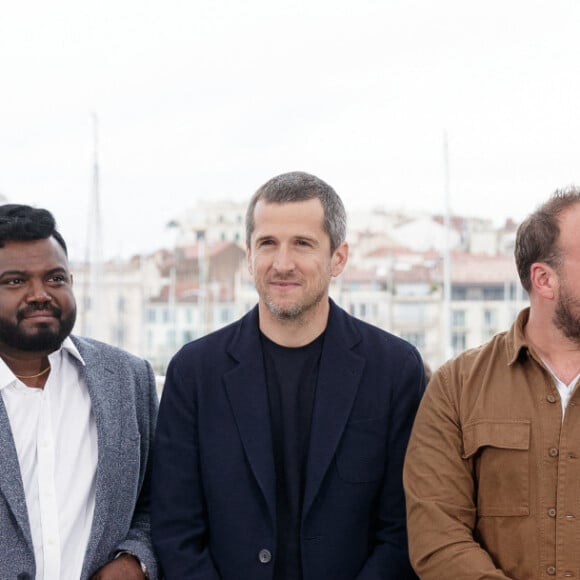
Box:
0;336;159;580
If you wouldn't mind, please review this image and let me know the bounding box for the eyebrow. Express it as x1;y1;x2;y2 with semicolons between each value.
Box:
0;266;69;278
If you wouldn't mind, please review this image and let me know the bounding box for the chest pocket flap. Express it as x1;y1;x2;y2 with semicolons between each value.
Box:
462;420;530;459
462;419;530;517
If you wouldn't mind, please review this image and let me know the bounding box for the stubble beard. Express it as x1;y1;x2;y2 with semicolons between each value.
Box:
554;282;580;345
264;291;324;322
263;275;331;323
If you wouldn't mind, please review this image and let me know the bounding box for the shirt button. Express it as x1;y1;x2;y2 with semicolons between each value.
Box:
549;447;559;457
547;394;557;403
566;514;576;520
548;508;557;517
570;400;577;407
564;572;574;577
547;565;556;575
258;549;272;564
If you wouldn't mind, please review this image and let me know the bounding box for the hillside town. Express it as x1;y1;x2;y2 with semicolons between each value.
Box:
71;200;528;374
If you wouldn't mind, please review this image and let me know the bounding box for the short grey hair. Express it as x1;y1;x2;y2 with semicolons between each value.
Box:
245;171;347;253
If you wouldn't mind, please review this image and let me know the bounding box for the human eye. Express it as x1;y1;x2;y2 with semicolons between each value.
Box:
4;277;25;286
47;272;69;284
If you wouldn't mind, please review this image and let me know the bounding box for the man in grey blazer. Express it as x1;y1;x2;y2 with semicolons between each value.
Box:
0;204;158;579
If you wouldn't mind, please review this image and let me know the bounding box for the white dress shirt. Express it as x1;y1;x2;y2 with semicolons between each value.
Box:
0;338;98;580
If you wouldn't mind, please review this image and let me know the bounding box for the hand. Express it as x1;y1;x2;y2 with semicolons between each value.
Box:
89;553;146;580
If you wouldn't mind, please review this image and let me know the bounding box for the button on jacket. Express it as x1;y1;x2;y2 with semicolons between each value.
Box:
404;308;580;579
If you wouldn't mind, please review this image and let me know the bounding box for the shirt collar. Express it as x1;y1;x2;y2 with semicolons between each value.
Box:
506;307;532;366
0;336;85;392
51;336;86;366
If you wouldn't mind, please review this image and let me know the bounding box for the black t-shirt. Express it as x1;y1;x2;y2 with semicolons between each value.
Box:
261;331;324;580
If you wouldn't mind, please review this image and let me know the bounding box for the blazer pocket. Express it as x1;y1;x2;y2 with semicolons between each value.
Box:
462;419;530;517
335;416;387;483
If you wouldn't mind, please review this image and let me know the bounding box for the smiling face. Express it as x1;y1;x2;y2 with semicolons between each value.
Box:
247;198;348;329
0;237;76;356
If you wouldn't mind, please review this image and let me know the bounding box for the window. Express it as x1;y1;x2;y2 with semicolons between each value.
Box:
484;308;498;328
452;310;466;328
483;286;504;301
395;303;426;325
400;332;426;350
182;330;195;343
219;307;232;324
113;325;125;346
451;287;467;300
452;331;466;354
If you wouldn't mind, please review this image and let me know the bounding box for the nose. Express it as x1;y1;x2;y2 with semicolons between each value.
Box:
272;246;295;272
26;280;52;304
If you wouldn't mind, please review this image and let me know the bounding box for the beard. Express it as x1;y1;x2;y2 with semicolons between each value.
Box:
262;273;331;322
0;303;77;352
554;282;580;344
264;291;325;321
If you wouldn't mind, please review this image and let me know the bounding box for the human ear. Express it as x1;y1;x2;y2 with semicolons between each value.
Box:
331;242;349;277
529;262;556;300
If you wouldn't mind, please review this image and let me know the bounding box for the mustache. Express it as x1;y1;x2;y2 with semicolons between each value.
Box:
17;304;62;322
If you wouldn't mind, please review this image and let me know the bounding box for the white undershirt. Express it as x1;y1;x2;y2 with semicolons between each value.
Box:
543;362;580;417
0;338;98;580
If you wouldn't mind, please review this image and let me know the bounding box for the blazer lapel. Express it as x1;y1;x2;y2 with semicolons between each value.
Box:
302;303;365;518
0;396;33;548
72;338;121;567
223;308;277;525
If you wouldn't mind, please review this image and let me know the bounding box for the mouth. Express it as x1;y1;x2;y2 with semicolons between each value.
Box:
270;280;300;289
18;307;61;323
22;312;57;320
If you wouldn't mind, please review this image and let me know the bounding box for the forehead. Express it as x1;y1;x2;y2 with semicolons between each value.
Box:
252;198;327;236
0;238;69;271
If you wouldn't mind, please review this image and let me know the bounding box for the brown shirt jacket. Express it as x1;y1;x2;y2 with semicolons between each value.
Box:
404;308;580;579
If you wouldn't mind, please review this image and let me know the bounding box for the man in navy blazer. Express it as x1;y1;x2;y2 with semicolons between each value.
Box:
0;204;158;579
152;171;424;579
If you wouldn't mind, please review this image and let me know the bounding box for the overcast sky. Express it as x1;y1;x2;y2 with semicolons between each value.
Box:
2;0;580;260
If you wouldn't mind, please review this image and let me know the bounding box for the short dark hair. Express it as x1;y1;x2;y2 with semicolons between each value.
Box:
515;186;580;291
245;171;347;253
0;204;68;255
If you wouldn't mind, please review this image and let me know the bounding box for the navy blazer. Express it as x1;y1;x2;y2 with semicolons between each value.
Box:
0;336;159;580
152;301;424;580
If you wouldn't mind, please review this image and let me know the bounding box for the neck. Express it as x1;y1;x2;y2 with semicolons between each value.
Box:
1;351;53;389
525;310;580;383
258;301;330;347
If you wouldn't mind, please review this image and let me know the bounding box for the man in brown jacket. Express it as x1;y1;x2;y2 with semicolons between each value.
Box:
404;187;580;579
